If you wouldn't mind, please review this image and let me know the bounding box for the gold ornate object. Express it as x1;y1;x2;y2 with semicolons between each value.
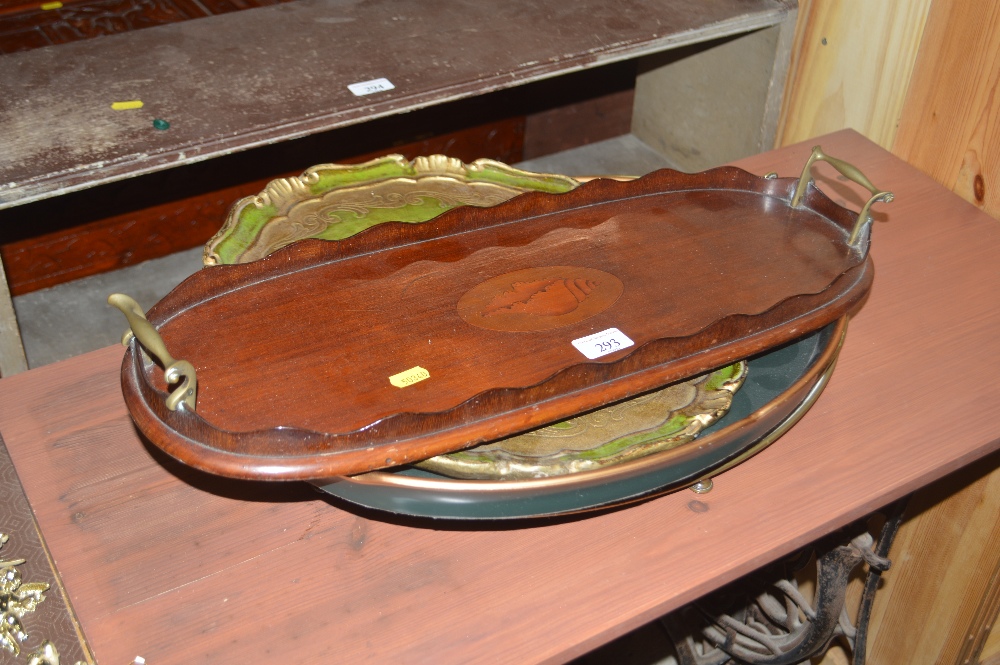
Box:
203;153;580;265
791;145;893;246
0;533;49;658
251;171;320;210
26;642;60;665
107;294;197;412
417;362;746;480
0;535;79;665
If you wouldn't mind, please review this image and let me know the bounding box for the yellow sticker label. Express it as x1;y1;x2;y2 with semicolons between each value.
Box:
40;2;63;9
389;366;430;388
111;100;144;111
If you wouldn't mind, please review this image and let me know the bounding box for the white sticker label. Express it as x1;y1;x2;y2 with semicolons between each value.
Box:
347;78;395;96
572;328;635;360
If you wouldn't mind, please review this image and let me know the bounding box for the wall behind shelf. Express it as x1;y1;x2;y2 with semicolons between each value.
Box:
777;0;1000;222
779;3;1000;663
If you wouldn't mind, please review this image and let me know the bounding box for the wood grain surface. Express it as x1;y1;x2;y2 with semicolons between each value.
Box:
0;0;791;209
987;622;1000;664
862;456;1000;664
892;0;1000;221
776;0;932;149
777;0;1000;224
1;131;999;664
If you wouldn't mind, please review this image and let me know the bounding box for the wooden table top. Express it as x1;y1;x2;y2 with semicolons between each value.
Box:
0;0;790;209
1;129;999;664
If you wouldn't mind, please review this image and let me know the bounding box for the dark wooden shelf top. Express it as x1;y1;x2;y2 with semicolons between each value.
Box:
0;0;792;209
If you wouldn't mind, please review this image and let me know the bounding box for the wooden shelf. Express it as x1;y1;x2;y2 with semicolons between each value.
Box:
0;0;794;209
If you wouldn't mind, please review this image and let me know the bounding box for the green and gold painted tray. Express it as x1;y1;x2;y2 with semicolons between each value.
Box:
203;154;579;265
417;361;746;480
318;318;846;520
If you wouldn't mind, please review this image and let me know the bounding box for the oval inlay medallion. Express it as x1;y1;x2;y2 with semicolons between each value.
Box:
458;266;624;332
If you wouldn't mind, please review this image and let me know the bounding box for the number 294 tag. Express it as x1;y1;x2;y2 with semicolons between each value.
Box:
571;328;635;360
347;77;395;97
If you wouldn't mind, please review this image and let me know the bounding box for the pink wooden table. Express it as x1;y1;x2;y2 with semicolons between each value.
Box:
1;129;998;664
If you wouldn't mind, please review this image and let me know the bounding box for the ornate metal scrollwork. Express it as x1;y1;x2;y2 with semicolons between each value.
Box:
662;500;907;665
0;533;85;665
0;533;49;658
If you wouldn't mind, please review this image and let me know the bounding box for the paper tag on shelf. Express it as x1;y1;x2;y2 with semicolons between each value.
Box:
571;328;634;360
348;78;395;97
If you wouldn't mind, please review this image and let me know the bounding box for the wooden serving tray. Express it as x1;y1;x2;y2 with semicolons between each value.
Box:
111;148;891;480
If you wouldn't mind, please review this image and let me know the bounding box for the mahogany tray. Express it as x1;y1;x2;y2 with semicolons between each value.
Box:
109;147;891;481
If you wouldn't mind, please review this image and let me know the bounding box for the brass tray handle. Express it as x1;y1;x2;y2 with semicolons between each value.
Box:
791;145;894;246
108;294;197;412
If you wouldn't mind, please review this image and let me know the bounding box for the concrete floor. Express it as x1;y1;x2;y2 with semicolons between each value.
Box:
13;134;675;368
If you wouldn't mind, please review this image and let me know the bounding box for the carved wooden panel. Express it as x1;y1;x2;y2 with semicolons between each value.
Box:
0;0;207;53
0;0;293;53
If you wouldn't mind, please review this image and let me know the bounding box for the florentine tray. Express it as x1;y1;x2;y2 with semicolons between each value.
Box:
416;360;747;480
110;147;891;481
318;318;845;519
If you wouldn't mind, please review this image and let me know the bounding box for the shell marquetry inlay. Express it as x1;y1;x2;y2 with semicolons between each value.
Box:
458;266;624;332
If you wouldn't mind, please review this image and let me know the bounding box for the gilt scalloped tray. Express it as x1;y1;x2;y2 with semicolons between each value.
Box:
113;149;889;481
319;318;845;519
416;361;747;480
203;154;579;265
